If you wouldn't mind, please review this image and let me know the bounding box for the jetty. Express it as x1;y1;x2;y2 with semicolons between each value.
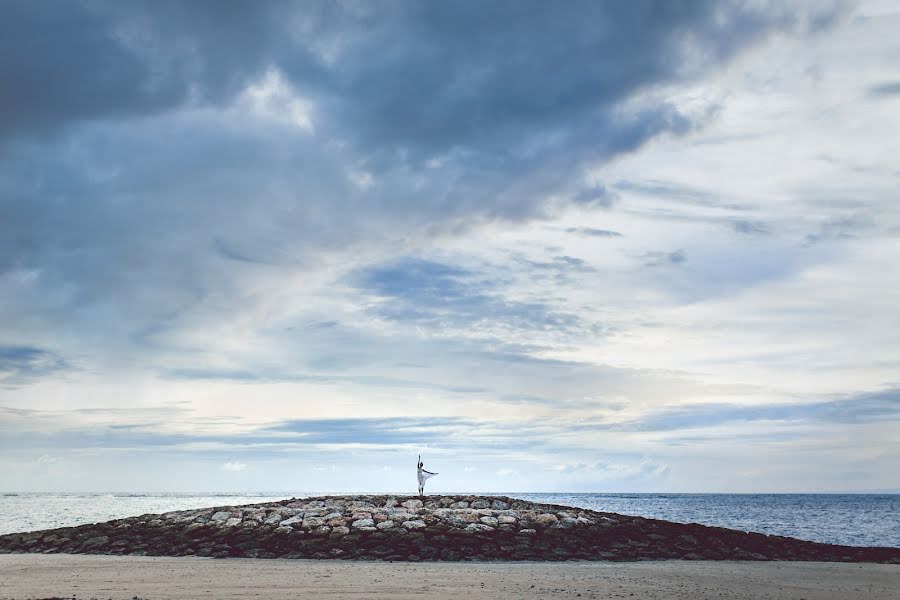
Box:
2;495;898;562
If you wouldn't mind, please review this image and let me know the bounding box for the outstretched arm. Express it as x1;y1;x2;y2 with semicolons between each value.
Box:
423;469;437;475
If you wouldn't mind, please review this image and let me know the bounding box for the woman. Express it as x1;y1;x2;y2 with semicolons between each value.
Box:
417;455;437;496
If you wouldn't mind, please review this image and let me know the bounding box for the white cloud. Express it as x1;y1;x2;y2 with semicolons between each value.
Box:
220;461;248;472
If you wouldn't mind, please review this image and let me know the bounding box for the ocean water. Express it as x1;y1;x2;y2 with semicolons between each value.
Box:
1;492;897;548
518;493;900;548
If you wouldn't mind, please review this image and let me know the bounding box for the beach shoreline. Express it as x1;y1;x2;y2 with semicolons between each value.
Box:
1;554;898;599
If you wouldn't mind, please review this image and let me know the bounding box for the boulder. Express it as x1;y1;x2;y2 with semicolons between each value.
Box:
279;515;303;527
533;513;559;526
352;518;375;529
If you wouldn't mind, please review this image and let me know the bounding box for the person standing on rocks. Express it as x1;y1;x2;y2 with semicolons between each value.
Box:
417;455;437;496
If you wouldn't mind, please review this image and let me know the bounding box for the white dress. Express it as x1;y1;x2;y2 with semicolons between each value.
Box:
417;467;435;488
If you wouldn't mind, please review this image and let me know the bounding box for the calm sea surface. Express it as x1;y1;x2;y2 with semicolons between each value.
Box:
1;492;897;548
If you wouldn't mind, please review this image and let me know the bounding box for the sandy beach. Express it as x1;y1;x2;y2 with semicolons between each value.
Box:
0;555;897;600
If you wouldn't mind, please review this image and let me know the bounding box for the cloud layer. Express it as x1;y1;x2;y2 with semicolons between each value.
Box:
1;1;899;493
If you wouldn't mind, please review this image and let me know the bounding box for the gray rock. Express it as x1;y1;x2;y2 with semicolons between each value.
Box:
210;511;232;523
479;516;499;527
402;519;427;529
401;499;423;510
554;517;579;529
459;511;482;524
491;500;511;510
323;512;344;520
465;523;494;532
302;516;326;529
518;528;537;535
450;501;469;509
533;513;559;526
470;500;490;509
352;518;376;528
330;526;350;538
244;511;266;522
279;515;303;527
376;520;395;530
223;517;243;527
498;515;518;525
80;535;109;550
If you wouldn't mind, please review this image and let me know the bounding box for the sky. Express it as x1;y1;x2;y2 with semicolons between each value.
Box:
1;0;899;494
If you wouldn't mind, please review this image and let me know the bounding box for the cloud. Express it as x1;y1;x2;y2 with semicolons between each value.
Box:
349;257;589;335
604;388;900;433
0;345;68;385
565;227;623;238
552;459;671;481
641;249;687;267
220;461;247;472
6;1;899;495
732;221;770;236
867;81;900;97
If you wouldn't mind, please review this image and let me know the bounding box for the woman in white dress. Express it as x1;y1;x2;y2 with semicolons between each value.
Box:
417;455;437;496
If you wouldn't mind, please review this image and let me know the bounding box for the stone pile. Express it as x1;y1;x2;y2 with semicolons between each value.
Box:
1;495;898;562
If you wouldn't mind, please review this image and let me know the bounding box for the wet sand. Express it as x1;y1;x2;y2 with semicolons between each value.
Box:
1;555;898;599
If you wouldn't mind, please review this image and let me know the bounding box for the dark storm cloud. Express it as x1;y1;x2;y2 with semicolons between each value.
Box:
3;1;823;143
1;0;833;150
0;1;842;371
0;0;303;141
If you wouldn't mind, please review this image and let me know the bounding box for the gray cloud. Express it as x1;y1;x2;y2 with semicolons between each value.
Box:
732;220;770;236
0;345;68;386
5;387;895;457
565;227;624;238
592;388;900;433
349;257;591;335
867;81;900;97
0;1;839;367
641;249;687;267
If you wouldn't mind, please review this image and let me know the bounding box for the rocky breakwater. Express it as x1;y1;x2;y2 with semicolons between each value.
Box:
2;495;899;562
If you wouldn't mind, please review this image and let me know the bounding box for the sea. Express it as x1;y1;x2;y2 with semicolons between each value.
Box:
1;492;897;548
